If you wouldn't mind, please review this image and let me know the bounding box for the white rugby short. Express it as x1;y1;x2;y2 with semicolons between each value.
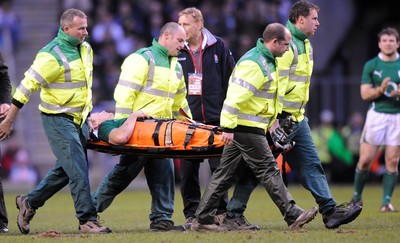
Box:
360;109;400;146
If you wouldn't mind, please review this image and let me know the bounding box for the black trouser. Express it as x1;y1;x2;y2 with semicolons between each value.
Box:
195;131;303;225
0;176;7;228
180;157;228;219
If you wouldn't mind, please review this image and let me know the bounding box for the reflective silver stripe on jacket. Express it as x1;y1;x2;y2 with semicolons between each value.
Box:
278;95;284;104
256;55;276;99
278;69;290;77
18;67;44;97
288;41;308;83
16;83;32;97
141;50;183;98
116;50;179;99
117;78;175;99
232;77;259;93
282;99;304;110
232;55;276;99
118;79;145;91
27;67;47;86
223;104;271;124
53;45;71;82
222;103;239;115
81;42;93;79
115;107;132;116
151;89;175;98
144;50;156;88
291;74;308;82
289;41;300;81
305;39;313;61
41;101;83;113
176;67;183;80
24;66;86;89
259;55;273;81
44;81;86;89
238;113;270;124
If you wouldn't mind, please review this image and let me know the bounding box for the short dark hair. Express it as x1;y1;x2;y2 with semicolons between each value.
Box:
60;8;87;28
378;27;399;42
160;22;181;37
289;0;319;24
263;23;288;42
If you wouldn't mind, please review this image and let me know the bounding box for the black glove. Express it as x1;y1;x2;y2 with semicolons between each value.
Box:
271;126;293;150
271;115;296;150
281;115;295;134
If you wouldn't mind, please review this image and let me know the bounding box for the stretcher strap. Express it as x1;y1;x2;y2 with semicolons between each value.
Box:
282;150;288;187
89;131;100;142
184;124;196;148
165;120;174;146
152;120;163;146
208;131;215;145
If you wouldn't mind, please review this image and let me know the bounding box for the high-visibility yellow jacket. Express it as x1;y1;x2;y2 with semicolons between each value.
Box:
12;28;93;126
220;39;281;133
277;20;313;122
114;39;191;120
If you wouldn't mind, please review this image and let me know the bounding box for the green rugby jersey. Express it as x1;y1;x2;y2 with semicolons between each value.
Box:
361;55;400;113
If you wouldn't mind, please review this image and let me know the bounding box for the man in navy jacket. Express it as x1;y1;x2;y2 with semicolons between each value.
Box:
177;7;235;229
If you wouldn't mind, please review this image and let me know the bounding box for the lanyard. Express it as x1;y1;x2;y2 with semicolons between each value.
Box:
189;35;204;73
190;50;203;73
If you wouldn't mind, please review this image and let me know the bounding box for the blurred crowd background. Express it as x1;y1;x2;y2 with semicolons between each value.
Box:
0;0;398;188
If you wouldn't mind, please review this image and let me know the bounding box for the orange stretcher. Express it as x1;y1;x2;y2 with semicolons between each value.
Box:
87;118;225;158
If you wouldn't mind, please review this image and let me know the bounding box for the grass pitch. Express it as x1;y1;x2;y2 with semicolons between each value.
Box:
1;184;399;242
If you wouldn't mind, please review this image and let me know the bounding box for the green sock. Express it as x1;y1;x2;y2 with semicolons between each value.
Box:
382;172;398;206
352;169;369;201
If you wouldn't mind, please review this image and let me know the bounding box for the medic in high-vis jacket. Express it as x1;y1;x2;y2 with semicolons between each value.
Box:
114;39;191;121
220;39;283;134
277;20;314;123
0;9;112;234
92;23;193;232
13;27;93;126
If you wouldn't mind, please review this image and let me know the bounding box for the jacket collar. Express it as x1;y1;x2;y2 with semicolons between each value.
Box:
201;28;217;47
57;27;81;47
152;38;169;57
286;20;307;41
256;38;274;61
183;27;217;50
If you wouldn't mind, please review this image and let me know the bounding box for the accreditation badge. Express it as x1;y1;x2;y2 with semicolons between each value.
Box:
188;73;202;95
